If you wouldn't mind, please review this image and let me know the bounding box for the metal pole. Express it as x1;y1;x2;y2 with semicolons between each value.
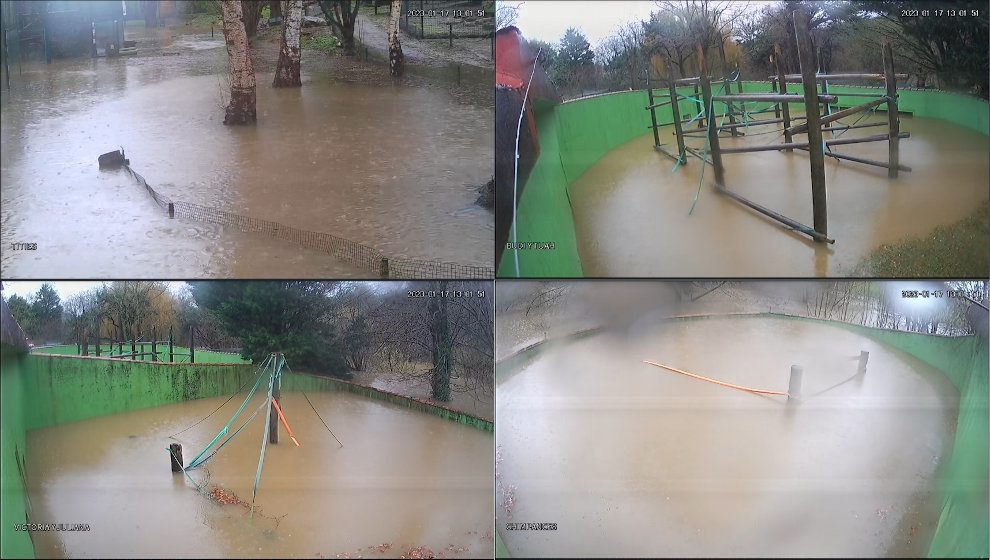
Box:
793;9;828;239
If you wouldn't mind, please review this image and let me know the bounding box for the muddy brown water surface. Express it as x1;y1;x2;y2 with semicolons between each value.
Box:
25;391;493;558
496;316;958;557
569;113;988;277
1;28;493;278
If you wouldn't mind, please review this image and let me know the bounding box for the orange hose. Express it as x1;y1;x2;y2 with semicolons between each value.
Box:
271;397;301;447
643;360;790;396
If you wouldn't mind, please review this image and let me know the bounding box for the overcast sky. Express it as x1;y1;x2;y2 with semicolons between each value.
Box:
507;1;659;47
1;281;189;302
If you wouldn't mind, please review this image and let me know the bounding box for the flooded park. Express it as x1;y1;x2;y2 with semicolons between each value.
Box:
495;280;989;558
25;389;494;559
0;4;494;278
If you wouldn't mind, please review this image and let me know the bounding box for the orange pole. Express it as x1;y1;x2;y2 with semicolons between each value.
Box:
643;360;790;396
271;397;300;447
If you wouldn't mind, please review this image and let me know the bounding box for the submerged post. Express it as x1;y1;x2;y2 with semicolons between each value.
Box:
774;45;792;151
793;10;828;239
168;325;174;363
647;87;661;148
189;326;195;363
788;365;803;403
858;350;870;374
697;44;725;187
169;443;183;472
694;83;704;128
269;376;280;444
882;41;900;179
667;66;686;161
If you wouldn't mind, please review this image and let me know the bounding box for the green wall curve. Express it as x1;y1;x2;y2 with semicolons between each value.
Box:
498;85;989;277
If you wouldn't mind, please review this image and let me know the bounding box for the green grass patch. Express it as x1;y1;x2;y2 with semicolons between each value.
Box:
857;201;989;277
303;34;339;51
33;345;250;364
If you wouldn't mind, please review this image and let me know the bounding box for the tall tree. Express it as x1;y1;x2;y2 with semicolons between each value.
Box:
221;0;258;124
427;281;452;401
273;0;302;87
317;0;361;56
387;0;404;76
190;281;350;377
241;0;265;42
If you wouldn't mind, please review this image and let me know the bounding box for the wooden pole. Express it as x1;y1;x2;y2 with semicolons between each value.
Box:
667;65;686;160
647;88;661;148
774;44;792;151
694;83;704;128
95;325;101;356
785;97;889;136
771;74;781;118
882;41;899;179
715;183;834;243
269;374;280;444
719;132;909;153
723;78;741;136
713;93;837;104
189;326;195;363
794;9;828;240
797;146;913;172
151;327;157;362
169;325;174;363
169;443;183;472
776;72;907;83
698;44;725;187
788;365;803;403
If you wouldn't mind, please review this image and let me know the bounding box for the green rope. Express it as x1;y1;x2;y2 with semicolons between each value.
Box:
252;354;282;510
189;398;270;468
186;354;273;469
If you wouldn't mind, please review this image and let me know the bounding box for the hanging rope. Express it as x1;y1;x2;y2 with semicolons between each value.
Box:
643;360;790;396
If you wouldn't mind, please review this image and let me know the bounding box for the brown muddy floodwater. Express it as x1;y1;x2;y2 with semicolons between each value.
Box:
496;316;959;558
25;391;493;558
569;113;988;276
1;30;493;278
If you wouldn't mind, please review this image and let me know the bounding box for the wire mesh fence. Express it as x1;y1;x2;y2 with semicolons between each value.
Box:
122;165;493;279
399;0;491;40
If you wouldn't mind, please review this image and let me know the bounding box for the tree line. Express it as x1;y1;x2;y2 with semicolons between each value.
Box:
500;0;988;100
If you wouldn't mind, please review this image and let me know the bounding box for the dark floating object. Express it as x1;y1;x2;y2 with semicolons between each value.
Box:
98;148;129;169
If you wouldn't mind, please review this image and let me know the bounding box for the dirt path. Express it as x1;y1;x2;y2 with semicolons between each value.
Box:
355;11;493;69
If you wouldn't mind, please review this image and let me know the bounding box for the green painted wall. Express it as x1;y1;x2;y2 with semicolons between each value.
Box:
1;345;34;559
505;86;989;276
33;345;251;364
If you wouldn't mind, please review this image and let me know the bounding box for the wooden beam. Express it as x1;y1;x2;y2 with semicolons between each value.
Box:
668;66;686;161
784;97;888;135
796;146;913;172
697;43;725;187
794;9;828;240
718;115;807;130
883;41;900;179
774;44;792;151
715;183;835;244
645;98;673;110
655;144;683;163
775;73;908;83
713;93;838;104
719;132;910;153
684;146;713;166
647;88;661;147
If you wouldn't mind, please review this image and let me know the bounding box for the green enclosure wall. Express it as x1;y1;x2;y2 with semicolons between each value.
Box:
1;354;491;558
500;85;989;277
495;313;989;558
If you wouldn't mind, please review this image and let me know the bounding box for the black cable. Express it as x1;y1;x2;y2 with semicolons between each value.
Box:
168;359;267;440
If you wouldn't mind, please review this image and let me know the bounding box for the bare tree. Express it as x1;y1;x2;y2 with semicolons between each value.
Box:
496;1;521;31
388;0;404;77
317;0;361;56
221;0;258;124
273;0;302;87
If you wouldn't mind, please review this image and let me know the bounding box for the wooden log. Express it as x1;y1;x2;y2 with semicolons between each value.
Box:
784;97;889;135
796;146;913;172
883;41;899;179
776;72;908;83
713;93;838;104
668;67;686;160
723;78;741;136
169;443;183;473
269;378;279;444
719;132;910;153
794;9;828;240
718;116;806;130
647;88;661;148
821;121;888;132
168;325;174;363
774;44;793;151
697;44;725;187
645;98;673;110
684;146;714;166
189;326;195;363
715;183;835;244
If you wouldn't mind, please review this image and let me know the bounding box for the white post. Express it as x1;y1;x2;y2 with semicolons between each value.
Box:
788;365;803;403
858;351;870;374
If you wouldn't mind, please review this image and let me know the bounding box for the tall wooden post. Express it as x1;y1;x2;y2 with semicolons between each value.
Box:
168;325;174;363
771;73;781;118
95;324;101;357
189;326;195;364
774;45;792;151
788;365;803;404
269;373;280;444
698;44;725;187
858;350;870;374
131;337;136;360
151;327;157;362
668;71;686;161
647;87;661;148
882;41;899;179
793;10;828;238
694;83;704;128
169;443;183;472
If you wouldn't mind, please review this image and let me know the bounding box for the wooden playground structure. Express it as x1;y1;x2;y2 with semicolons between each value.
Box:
644;10;910;245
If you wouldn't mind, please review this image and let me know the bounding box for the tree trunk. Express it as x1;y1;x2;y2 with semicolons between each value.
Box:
141;1;159;28
273;0;302;87
269;0;282;21
429;281;452;402
242;0;265;42
317;1;359;56
388;0;404;76
222;1;257;125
